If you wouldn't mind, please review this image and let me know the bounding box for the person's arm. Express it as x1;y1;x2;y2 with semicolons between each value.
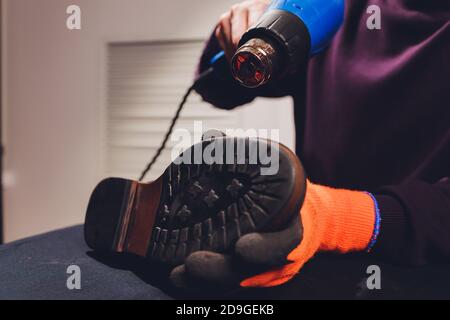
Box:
373;177;450;265
195;0;305;110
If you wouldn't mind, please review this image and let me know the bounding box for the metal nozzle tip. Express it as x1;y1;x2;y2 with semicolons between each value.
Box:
231;38;277;88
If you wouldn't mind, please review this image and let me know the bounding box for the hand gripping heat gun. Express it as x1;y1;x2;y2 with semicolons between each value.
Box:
212;0;344;88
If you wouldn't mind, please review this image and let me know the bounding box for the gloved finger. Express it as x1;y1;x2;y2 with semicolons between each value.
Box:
169;251;243;289
235;215;302;267
169;264;189;289
230;4;249;50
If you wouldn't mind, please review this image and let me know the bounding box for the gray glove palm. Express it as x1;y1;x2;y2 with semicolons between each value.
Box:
170;215;302;289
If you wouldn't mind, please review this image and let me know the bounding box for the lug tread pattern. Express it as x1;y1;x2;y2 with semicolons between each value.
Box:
146;137;296;265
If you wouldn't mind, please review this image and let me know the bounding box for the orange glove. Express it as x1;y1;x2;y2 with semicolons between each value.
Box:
241;180;379;287
170;181;380;289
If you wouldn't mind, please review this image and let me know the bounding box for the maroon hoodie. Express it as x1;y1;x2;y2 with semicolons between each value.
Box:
195;0;450;264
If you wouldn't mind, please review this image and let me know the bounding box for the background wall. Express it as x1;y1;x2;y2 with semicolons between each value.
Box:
2;0;295;242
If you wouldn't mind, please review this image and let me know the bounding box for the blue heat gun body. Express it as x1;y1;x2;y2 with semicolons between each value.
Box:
211;0;344;88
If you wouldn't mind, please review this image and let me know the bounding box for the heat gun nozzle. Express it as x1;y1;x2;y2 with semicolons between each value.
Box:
231;38;278;88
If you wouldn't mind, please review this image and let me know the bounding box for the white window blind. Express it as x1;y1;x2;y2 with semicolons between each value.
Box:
105;41;239;181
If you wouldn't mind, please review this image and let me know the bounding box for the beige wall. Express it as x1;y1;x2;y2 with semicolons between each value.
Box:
2;0;295;242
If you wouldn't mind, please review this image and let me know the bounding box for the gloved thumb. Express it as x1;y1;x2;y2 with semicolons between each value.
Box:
235;215;302;267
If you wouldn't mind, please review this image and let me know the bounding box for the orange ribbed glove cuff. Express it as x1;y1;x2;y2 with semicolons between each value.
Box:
241;181;377;287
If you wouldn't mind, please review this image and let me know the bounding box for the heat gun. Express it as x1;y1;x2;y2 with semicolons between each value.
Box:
214;0;344;88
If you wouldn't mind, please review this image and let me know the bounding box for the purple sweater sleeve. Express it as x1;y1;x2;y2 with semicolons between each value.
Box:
296;0;450;266
373;178;450;265
195;32;306;110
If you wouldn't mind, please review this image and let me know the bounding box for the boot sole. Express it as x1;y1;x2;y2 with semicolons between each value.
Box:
84;137;306;266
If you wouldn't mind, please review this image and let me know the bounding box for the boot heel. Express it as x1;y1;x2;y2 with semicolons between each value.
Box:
84;177;162;257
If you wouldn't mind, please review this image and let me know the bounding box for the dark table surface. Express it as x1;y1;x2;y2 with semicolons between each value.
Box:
0;225;449;300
